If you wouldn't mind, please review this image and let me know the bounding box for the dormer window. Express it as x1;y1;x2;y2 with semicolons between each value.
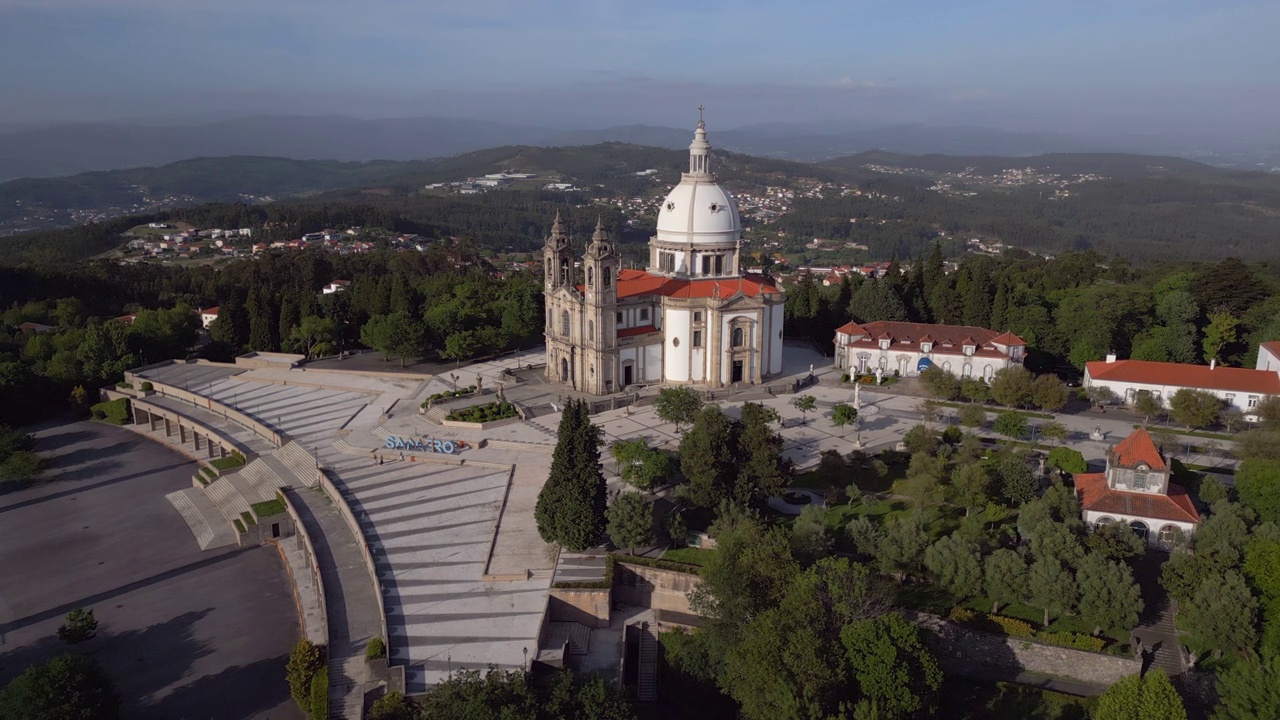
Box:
879;339;890;350
921;342;932;353
964;345;975;356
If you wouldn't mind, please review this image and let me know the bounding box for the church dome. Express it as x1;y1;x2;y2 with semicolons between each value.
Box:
654;115;741;248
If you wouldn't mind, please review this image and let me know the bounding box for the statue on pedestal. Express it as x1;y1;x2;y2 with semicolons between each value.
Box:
875;367;884;386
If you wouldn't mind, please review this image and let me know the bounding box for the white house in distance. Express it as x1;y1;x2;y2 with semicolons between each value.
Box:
322;279;351;294
200;307;220;330
1084;353;1280;418
832;321;1026;380
1075;428;1200;549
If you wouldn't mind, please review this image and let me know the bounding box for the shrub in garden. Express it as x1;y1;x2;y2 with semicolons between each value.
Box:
366;637;386;660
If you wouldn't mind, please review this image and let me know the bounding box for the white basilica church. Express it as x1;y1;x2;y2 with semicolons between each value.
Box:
543;113;785;395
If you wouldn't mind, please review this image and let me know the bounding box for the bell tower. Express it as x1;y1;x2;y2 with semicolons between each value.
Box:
543;210;574;293
581;217;620;394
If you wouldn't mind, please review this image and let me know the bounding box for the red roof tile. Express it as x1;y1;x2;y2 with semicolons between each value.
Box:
617;324;659;339
1260;341;1280;359
607;269;783;301
991;331;1026;346
201;306;220;315
1075;472;1200;524
1086;359;1280;395
1109;429;1166;470
834;321;1021;360
835;321;867;336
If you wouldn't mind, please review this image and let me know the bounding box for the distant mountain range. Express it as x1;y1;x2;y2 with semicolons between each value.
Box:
3;115;1275;182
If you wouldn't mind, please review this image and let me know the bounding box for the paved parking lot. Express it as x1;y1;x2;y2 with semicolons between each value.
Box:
0;421;302;720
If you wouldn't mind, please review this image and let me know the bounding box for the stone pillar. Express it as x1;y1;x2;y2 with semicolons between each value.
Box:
164;418;172;437
206;436;217;458
180;425;188;445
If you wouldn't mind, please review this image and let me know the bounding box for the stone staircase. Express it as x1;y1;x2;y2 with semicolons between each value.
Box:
637;622;658;703
1133;552;1185;678
546;622;591;656
166;488;237;550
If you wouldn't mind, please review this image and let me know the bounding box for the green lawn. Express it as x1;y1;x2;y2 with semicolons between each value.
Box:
661;547;716;567
251;498;286;518
211;455;245;472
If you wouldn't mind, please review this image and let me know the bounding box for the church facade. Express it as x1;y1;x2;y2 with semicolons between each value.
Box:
543;115;785;395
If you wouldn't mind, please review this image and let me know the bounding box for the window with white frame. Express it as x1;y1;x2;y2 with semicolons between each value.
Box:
639;308;649;321
1249;395;1260;408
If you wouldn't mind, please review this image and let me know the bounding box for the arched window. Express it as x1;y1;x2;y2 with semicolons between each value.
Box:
1096;516;1116;525
732;327;745;348
1129;520;1149;540
561;311;570;337
588;320;595;341
1158;524;1183;547
603;266;612;288
587;267;594;287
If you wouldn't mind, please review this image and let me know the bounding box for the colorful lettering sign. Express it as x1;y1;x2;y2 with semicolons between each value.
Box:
384;436;466;454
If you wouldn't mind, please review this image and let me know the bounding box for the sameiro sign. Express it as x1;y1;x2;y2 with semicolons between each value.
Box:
384;436;468;454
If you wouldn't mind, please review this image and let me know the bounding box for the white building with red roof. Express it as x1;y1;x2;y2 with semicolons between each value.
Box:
1075;428;1199;548
542;113;785;394
199;307;220;330
833;321;1026;380
1084;353;1280;418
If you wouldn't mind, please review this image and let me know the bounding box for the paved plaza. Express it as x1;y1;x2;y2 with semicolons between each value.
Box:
0;421;301;720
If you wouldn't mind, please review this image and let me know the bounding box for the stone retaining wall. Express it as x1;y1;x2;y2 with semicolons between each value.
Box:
548;588;611;628
910;612;1140;690
614;562;700;615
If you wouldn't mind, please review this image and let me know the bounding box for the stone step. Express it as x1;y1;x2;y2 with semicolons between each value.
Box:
204;476;252;522
227;469;276;505
166;489;237;550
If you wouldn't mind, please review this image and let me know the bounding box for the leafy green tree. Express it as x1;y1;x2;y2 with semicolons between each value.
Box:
535;399;607;551
654;386;703;433
606;491;653;554
983;549;1028;614
1182;570;1257;658
1028;555;1077;626
289;315;340;359
950;462;991;517
1134;391;1164;426
902;423;937;455
920;366;960;400
688;516;798;636
367;691;416;720
1203;311;1240;364
1236;458;1280;524
841;613;943;719
286;640;326;712
57;607;98;644
1199;475;1231;506
900;452;945;509
1076;553;1144;636
1046;447;1087;475
990;366;1035;408
610;439;672;491
995;453;1037;505
736;402;790;506
1096;670;1187;720
1160;552;1221;603
415;669;536;719
1086;522;1146;561
1195;500;1253;566
832;402;858;436
876;513;929;579
993;411;1028;440
1039;421;1069;446
0;653;121;720
360;311;425;366
1169;388;1223;430
790;504;833;565
1213;656;1280;720
792;394;816;424
679;406;739;509
848;278;908;323
441;330;481;364
958;403;987;428
960;378;991;403
1031;374;1069;412
924;533;983;599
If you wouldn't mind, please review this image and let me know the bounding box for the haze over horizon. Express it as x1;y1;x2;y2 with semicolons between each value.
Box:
2;0;1278;146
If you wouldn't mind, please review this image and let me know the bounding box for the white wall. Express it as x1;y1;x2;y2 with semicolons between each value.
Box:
664;308;691;381
1084;511;1195;549
769;303;784;375
1084;375;1264;417
644;343;663;382
1258;345;1280;372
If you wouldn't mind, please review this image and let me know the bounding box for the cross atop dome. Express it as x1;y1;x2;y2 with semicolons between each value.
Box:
689;108;711;176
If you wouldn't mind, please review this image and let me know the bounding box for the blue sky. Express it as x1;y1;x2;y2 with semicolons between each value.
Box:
1;0;1276;138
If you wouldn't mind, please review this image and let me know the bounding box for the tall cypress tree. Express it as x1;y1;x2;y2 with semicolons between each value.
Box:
535;399;607;551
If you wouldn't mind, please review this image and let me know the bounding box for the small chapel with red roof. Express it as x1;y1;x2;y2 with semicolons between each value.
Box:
1075;428;1200;549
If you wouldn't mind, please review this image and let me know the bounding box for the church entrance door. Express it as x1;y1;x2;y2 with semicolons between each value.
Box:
623;364;633;387
731;360;744;383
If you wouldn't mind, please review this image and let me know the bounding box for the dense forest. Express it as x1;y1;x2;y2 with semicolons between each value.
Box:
786;248;1280;377
0;244;543;425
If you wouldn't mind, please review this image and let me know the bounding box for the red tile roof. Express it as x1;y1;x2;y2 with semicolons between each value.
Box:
617;324;659;339
1075;472;1200;524
201;307;220;315
834;321;1022;359
1109;428;1166;470
1260;341;1280;359
1086;359;1280;395
587;269;783;301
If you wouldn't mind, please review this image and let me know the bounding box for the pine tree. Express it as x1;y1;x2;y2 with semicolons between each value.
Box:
606;491;653;554
735;402;789;506
679;406;739;508
535;400;607;551
247;286;276;351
